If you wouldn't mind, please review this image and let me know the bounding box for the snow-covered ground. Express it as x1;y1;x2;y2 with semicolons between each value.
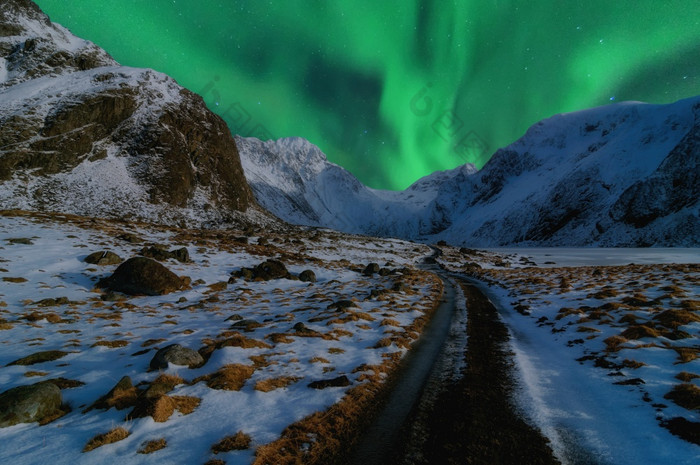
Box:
439;246;700;464
0;212;439;464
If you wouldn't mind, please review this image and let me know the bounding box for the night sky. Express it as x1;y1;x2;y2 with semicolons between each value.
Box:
34;1;700;190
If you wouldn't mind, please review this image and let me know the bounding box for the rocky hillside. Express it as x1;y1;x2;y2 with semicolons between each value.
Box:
0;0;258;226
239;97;700;247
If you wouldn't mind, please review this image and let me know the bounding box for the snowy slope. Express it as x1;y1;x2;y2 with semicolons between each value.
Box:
238;97;700;247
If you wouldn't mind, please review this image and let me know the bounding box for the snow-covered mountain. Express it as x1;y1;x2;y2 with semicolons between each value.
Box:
236;136;478;237
239;97;700;247
0;0;261;226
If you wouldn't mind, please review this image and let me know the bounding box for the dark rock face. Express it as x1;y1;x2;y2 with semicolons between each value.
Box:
84;251;123;266
0;1;257;225
610;115;700;229
98;257;186;296
149;344;204;370
0;382;62;427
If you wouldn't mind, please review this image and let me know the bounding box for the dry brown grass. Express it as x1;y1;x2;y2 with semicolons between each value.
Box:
328;347;345;354
674;347;699;364
83;427;130;452
664;383;700;411
254;376;302;392
172;395;201;415
249;354;272;368
195;364;255;391
152;373;185;389
603;335;628;352
92;340;129;348
310;357;330;364
267;333;294;344
141;338;167;347
138;438;167;454
676;372;700;382
212;431;252;453
620;325;663;340
654;309;700;329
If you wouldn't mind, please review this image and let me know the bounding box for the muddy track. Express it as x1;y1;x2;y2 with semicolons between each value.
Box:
400;281;560;464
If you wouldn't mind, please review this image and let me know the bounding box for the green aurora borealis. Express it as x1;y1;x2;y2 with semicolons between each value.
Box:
34;1;700;190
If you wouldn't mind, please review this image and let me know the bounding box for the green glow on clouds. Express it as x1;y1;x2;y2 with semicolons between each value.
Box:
34;1;700;189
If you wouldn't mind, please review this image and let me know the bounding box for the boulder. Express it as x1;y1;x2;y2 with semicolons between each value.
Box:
362;263;380;276
253;259;290;280
0;382;62;427
149;344;204;370
98;257;186;296
84;251;122;266
299;270;316;283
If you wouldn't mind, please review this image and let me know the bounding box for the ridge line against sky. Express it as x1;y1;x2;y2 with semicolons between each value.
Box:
33;0;700;190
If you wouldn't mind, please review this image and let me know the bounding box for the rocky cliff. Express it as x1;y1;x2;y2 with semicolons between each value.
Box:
0;0;258;226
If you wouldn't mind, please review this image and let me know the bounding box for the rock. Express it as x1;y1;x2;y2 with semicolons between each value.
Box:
140;245;190;263
89;376;138;411
253;259;290;280
6;238;33;245
298;269;316;283
362;263;380;276
308;375;351;390
84;251;122;266
98;257;186;296
149;344;204;370
0;382;62;427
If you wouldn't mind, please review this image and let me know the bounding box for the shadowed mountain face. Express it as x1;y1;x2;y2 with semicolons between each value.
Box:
238;97;700;247
0;0;256;225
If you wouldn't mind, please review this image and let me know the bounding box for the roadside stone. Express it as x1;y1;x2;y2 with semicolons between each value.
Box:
0;382;62;427
149;344;204;370
84;251;123;266
98;257;187;296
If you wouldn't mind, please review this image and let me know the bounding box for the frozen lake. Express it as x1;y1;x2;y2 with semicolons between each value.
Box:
483;248;700;267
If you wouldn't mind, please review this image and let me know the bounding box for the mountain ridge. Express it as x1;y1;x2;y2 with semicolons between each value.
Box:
238;97;700;247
